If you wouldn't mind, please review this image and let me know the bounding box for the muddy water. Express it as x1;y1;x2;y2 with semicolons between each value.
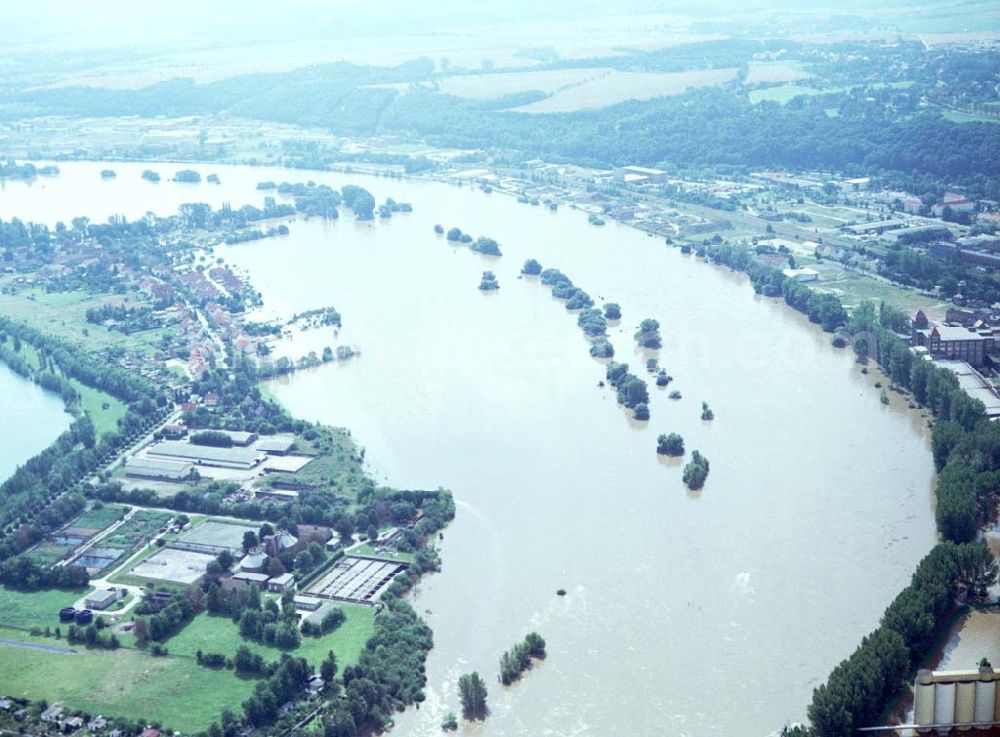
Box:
2;162;939;736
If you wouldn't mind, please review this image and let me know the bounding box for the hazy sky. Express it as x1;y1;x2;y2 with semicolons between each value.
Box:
7;0;914;50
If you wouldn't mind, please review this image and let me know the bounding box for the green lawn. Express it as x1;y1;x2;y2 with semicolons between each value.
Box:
0;585;87;631
166;607;375;669
0;586;374;732
348;543;416;563
0;642;258;732
71;379;128;438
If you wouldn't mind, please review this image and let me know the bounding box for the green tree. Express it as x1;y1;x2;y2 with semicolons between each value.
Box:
458;672;488;718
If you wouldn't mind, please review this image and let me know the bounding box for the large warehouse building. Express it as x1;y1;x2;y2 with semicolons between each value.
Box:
145;441;264;469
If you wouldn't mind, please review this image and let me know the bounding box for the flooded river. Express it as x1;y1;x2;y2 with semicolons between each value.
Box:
0;362;71;482
2;162;939;736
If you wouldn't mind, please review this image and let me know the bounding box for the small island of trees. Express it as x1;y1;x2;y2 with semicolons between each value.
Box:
657;433;685;456
521;258;542;275
635;318;662;349
173;169;202;183
99;169;116;179
479;271;499;291
446;226;473;243
683;451;711;490
604;302;621;320
141;169;161;182
701;402;714;420
471;236;502;256
499;632;547;686
656;370;672;387
607;361;651;420
459;671;488;720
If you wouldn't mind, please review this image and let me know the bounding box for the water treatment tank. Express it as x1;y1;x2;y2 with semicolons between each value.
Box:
955;681;975;729
934;680;957;726
973;678;996;723
914;670;936;731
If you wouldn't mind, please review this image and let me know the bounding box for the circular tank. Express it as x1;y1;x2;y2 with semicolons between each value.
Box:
914;670;937;732
74;609;93;625
955;681;975;729
934;681;957;726
973;679;995;723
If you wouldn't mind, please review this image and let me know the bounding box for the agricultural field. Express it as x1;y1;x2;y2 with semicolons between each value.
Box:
71;504;128;533
0;288;158;351
435;67;614;99
745;61;811;84
101;510;173;549
511;67;738;113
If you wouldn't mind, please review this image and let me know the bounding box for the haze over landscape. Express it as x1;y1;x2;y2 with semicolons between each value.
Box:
0;2;998;737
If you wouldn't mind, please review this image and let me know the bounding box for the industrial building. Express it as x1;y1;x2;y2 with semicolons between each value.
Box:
911;311;994;368
254;434;296;454
613;165;668;186
231;571;270;586
124;456;195;482
912;667;1000;732
145;441;264;469
84;589;119;610
782;267;819;282
268;573;296;593
214;430;258;446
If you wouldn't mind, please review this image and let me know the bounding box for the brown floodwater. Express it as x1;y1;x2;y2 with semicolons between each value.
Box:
2;162;939;736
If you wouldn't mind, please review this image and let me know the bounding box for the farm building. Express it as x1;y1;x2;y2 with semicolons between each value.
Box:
124;456;195;482
84;589;119;610
145;441;264;469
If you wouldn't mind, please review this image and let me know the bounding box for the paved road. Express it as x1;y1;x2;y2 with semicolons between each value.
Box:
0;637;77;654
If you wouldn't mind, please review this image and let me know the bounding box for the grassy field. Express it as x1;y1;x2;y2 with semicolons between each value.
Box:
0;585;85;630
941;109;1000;124
0;642;258;732
348;543;416;563
513;68;738;113
71;379;128;438
0;585;373;731
166;606;375;667
0;287;169;354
